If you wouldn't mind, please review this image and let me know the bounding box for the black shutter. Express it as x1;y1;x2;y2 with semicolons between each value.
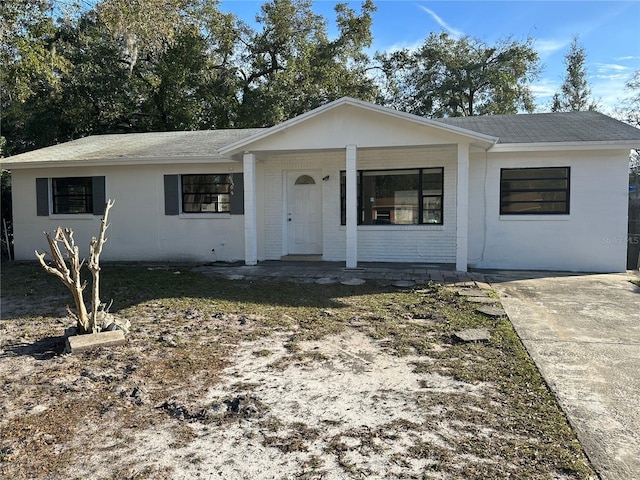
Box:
164;175;180;215
230;173;244;215
36;178;49;216
92;176;106;215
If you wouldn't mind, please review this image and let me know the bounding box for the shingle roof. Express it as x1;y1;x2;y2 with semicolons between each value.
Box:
434;111;640;144
3;107;639;168
1;129;265;165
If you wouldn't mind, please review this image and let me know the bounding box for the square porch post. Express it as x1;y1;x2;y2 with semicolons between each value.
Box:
456;143;469;272
346;144;358;268
243;152;258;266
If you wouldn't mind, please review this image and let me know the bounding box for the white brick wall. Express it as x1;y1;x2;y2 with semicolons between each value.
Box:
257;146;458;263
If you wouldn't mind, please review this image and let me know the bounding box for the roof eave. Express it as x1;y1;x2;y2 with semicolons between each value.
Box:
1;155;237;169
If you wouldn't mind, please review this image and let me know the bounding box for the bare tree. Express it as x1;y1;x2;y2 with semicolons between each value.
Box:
35;199;115;334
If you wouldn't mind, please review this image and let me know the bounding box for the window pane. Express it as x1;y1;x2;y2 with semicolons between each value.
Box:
501;168;569;180
501;201;569;214
502;191;567;203
423;169;443;195
341;169;444;226
502;179;568;191
362;170;419;225
423;196;442;224
340;172;346;225
52;177;93;214
181;174;232;213
500;167;570;215
295;175;315;185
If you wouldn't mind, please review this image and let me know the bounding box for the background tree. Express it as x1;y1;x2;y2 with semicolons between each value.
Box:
616;70;640;203
233;0;378;127
1;0;379;154
617;70;640;127
1;0;72;153
378;33;540;117
551;36;598;112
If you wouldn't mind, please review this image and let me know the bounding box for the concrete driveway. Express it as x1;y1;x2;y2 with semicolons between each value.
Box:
488;271;640;480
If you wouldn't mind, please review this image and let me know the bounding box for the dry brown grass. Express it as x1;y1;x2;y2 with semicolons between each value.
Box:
0;262;595;479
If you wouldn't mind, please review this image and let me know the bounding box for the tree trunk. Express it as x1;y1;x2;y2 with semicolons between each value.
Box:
35;199;115;334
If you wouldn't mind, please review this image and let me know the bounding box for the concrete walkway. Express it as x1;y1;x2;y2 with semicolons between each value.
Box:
196;260;488;286
489;271;640;480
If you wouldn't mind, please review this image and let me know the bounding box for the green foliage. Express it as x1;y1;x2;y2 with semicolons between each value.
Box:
0;0;71;103
617;70;640;128
2;0;379;154
378;33;540;117
551;36;598;112
233;0;378;127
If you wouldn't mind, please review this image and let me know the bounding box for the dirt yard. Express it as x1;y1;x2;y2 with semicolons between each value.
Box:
0;263;596;479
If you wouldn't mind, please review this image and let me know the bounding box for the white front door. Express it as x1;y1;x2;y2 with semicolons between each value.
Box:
287;171;322;255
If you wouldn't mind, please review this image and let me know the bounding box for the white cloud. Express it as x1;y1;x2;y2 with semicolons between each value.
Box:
595;63;631;73
592;63;632;81
534;39;568;57
417;5;463;39
530;81;558;99
591;77;628;114
378;39;424;54
614;55;640;61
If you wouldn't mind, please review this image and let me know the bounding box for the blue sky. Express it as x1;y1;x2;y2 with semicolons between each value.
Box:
219;0;640;113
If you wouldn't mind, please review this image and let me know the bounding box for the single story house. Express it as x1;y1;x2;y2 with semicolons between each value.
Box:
4;97;640;272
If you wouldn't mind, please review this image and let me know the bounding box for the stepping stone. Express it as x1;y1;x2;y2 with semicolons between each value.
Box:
316;277;338;285
476;306;506;317
452;288;489;297
464;296;500;304
340;278;366;286
226;274;245;280
65;330;126;354
454;328;491;343
392;280;415;288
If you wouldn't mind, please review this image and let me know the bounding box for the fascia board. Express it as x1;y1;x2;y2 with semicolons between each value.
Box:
1;156;237;170
489;141;640;153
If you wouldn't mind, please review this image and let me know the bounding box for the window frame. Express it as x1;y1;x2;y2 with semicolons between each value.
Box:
500;167;570;215
180;174;234;214
51;177;94;215
340;167;444;226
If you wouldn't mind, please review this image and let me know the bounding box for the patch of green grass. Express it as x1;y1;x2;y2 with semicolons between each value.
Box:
631;279;640;287
253;349;272;357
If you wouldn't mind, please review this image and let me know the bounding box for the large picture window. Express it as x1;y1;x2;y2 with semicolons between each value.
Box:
341;168;444;225
500;167;570;215
181;174;233;213
52;177;93;214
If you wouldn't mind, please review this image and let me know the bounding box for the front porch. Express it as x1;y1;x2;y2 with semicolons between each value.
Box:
218;98;498;272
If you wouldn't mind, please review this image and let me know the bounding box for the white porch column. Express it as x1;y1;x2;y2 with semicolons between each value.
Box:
456;143;470;272
346;144;358;268
243;152;258;266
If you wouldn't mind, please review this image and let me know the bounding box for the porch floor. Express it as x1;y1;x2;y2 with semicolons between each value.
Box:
195;261;489;287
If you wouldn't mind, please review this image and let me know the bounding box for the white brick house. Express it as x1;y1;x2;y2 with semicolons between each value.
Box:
4;98;640;272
